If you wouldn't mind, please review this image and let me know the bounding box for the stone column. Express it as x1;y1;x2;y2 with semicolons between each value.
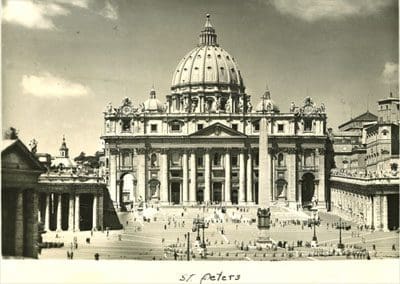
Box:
98;193;104;231
246;149;253;204
44;194;50;232
15;190;24;256
109;151;118;206
74;194;80;232
68;194;74;231
136;148;147;202
189;150;197;204
317;149;326;210
297;180;302;206
56;194;62;231
182;150;189;204
224;150;231;204
93;194;98;230
239;150;246;204
287;150;297;207
160;149;169;204
381;195;388;231
204;150;211;203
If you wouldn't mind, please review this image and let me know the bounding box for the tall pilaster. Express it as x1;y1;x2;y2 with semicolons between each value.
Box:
68;194;74;231
239;150;246;204
189;150;197;204
15;190;24;256
160;149;169;204
246;149;253;204
204;150;211;203
74;194;80;231
44;194;50;232
56;194;62;231
182;150;189;204
92;194;98;230
224;150;231;204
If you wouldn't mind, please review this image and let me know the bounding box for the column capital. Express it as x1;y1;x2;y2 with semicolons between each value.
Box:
136;148;146;155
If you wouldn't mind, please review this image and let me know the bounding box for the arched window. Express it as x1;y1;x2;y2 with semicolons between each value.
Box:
122;119;131;132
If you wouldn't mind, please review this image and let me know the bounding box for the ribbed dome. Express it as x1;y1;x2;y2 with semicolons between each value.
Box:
143;88;164;112
171;14;245;95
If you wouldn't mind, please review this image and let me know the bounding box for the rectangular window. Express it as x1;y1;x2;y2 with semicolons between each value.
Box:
171;152;181;166
171;124;181;132
151;124;157;132
254;122;260;132
231;154;238;167
232;172;238;178
278;124;284;133
197;172;204;178
197;124;204;130
304;119;312;132
232;124;238;131
197;157;204;167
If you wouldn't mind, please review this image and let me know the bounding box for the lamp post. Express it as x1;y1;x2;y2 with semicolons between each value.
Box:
337;218;345;249
310;207;318;247
192;216;209;258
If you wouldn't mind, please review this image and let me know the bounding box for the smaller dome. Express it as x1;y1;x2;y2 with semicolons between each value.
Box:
256;87;279;113
143;87;164;112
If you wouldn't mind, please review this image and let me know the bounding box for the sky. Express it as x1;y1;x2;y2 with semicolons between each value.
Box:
2;0;398;158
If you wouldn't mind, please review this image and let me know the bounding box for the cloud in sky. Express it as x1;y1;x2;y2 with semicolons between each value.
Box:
382;62;399;85
22;73;91;98
2;0;116;30
271;0;392;22
2;1;70;30
99;1;118;21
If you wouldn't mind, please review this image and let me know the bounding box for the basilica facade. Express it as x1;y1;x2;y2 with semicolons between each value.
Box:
102;15;329;211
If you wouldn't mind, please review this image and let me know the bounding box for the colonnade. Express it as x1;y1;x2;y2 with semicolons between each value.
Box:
330;188;388;231
39;192;100;232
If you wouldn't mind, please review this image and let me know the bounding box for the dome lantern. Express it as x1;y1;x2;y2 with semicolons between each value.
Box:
199;14;218;46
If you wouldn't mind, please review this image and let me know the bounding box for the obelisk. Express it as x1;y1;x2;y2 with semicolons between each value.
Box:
258;117;271;208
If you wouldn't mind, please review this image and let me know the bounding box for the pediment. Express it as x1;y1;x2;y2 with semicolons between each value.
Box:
2;139;45;171
189;123;247;137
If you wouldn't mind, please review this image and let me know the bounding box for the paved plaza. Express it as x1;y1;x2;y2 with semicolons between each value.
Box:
39;205;399;261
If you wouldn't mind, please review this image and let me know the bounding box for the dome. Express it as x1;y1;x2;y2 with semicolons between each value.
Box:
171;14;245;95
256;87;279;113
142;87;164;112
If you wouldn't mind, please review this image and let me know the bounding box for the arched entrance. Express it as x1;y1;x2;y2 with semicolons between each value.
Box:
301;173;315;207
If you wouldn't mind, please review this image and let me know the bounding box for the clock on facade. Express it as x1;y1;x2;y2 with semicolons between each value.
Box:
122;106;131;115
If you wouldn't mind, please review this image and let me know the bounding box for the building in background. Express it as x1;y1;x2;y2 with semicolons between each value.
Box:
330;93;399;231
102;15;329;211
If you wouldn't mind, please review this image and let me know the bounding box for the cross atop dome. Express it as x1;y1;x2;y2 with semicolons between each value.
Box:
199;14;218;46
